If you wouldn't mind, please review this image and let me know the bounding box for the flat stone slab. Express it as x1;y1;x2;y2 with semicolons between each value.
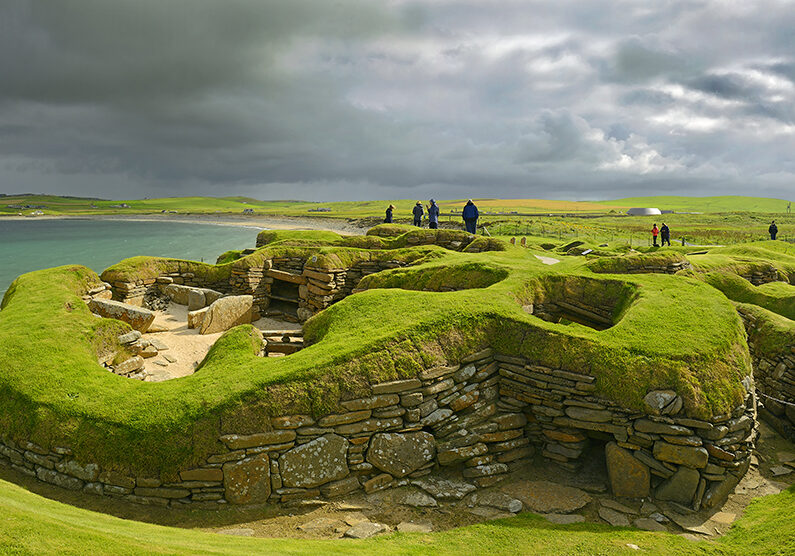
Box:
344;522;389;539
709;511;736;525
506;480;591;513
468;491;522;513
633;518;667;532
770;465;792;476
88;299;154;332
599;507;630;527
394;488;437;507
412;477;476;500
396;521;433;533
298;518;346;533
599;499;639;515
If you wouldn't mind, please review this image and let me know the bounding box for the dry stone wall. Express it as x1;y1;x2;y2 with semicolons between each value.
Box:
0;348;757;511
739;307;795;440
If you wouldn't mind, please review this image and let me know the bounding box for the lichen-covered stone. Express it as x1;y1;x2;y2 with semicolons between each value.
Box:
279;434;349;488
88;299;155;332
367;432;435;478
655;466;700;504
200;295;253;334
223;453;271;504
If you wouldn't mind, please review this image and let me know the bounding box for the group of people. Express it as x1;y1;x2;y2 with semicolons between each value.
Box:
385;199;480;234
650;223;671;247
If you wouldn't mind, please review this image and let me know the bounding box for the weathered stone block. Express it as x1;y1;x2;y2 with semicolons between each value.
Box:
220;430;296;450
367;432;435;478
200;295;253;334
605;441;649;498
653;441;708;468
655;466;700;504
88;299;155;332
279;434;349;488
223;453;271;504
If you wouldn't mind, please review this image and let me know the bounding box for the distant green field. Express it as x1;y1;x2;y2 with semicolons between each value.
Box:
601;196;793;214
1;194;793;219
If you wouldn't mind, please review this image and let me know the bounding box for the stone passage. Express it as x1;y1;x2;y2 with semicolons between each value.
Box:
0;349;757;511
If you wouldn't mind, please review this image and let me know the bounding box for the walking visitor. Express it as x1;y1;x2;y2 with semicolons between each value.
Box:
384;204;395;223
462;199;479;234
660;223;670;246
427;199;440;229
651;224;659;247
769;221;778;240
412;201;424;227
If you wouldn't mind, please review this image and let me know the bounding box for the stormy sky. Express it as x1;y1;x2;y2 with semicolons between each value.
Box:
1;1;793;201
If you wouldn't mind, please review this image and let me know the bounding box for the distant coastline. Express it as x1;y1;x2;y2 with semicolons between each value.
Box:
0;213;367;235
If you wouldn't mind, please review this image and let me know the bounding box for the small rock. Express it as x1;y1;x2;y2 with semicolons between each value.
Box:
469;491;522;513
599;507;630;527
394;489;437;507
154;360;168;367
650;512;669;523
139;345;158;358
643;390;677;415
118;330;142;344
148;338;169;350
467;507;514;520
396;521;433;533
770;466;792;476
344;522;389;539
163;354;177;363
343;512;370;526
627;544;640;550
412;477;476;500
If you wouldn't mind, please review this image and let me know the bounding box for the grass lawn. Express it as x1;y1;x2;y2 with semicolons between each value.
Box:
0;475;793;555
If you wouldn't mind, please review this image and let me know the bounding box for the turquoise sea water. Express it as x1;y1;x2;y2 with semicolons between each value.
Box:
0;218;261;298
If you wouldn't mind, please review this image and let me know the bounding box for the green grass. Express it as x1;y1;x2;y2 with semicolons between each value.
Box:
600;195;793;213
0;228;755;478
0;475;792;555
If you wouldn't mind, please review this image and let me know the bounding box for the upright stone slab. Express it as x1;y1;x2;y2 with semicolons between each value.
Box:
279;434;349;488
223;453;271;504
655;466;700;505
605;442;650;498
367;432;436;478
200;295;253;334
88;299;155;332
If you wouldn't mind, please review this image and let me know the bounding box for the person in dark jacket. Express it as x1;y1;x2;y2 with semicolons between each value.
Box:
412;201;424;227
462;199;479;234
384;204;395;223
769;221;778;240
660;223;670;246
427;199;440;229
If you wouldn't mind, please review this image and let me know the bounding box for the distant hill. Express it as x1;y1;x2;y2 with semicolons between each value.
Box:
599;195;793;213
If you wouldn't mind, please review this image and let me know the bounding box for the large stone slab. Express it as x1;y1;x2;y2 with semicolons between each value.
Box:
88;299;155;332
653;441;708;469
655;466;700;504
279;434;349;488
606;442;650;498
506;480;591;513
200;295;253;334
367;432;435;478
223;453;271;504
411;477;476;500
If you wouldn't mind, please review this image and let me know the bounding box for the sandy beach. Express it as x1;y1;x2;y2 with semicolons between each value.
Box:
0;213;368;235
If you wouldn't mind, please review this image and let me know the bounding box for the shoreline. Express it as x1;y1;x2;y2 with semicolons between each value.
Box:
0;213;369;235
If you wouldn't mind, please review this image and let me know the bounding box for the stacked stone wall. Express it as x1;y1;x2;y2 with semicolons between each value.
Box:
739;307;795;440
0;349;757;511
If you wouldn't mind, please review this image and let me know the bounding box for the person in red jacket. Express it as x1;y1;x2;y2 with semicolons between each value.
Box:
651;224;659;247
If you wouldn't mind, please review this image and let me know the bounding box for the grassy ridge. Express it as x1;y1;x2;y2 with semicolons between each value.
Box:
0;231;750;477
600;195;793;213
0;475;792;555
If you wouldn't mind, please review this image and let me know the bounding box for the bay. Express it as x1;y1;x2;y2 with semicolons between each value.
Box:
0;218;261;299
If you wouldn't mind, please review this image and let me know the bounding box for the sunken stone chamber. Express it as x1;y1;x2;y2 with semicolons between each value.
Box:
0;349;756;511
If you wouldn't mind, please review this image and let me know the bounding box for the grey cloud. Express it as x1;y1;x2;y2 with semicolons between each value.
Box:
0;1;793;201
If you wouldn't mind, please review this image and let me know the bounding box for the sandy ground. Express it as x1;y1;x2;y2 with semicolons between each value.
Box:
142;303;301;381
0;213;368;235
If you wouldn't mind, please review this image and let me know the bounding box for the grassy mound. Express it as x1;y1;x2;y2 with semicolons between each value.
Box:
0;234;751;477
0;475;792;555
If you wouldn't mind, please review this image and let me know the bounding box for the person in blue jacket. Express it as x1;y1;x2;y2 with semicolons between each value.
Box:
384;204;395;223
462;199;479;234
427;199;440;229
412;201;424;227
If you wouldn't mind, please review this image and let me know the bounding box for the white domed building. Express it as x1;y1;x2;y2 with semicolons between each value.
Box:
626;207;662;216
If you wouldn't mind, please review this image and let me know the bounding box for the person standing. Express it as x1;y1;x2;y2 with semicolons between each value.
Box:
384;204;395;223
427;199;440;229
412;201;424;227
651;223;659;247
660;223;670;246
462;199;479;234
769;221;778;240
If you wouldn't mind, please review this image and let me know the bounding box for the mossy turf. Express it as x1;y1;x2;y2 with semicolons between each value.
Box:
0;228;754;477
0;476;792;555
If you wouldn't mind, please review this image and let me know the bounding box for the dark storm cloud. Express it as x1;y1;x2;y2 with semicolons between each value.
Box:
0;0;793;200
